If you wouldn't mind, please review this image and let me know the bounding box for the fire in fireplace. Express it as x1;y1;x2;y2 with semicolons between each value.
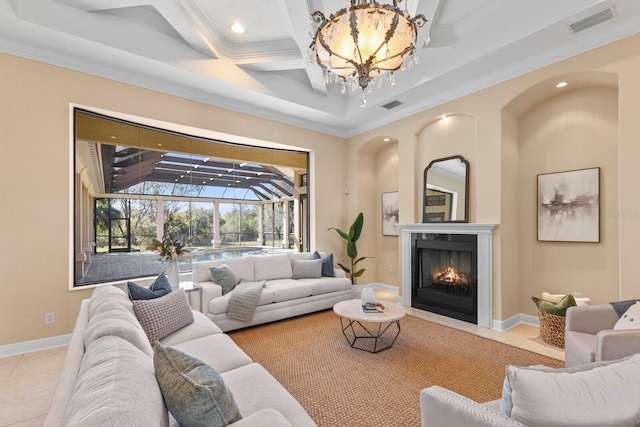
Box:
411;233;478;324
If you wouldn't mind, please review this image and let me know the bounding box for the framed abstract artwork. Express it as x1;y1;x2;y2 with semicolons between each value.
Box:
382;191;399;236
537;167;600;242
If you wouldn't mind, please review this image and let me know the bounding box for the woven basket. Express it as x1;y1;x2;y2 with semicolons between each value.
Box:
538;309;566;348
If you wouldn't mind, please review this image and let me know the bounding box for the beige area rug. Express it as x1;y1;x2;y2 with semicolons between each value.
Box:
228;309;564;427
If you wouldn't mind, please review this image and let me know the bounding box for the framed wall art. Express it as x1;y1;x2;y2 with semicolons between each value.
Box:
382;191;399;236
537;167;600;242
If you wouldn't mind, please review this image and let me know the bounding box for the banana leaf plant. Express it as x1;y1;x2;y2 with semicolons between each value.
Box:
328;212;372;284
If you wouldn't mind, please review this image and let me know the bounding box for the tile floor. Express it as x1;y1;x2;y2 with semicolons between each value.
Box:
0;346;67;426
0;290;563;426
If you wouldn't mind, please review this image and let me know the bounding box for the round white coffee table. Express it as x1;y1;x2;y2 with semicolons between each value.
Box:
333;299;407;353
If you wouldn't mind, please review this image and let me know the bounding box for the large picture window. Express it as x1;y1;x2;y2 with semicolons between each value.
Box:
74;109;309;286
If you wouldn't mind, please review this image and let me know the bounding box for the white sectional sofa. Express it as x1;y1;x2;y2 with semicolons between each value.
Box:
45;284;316;427
192;252;354;331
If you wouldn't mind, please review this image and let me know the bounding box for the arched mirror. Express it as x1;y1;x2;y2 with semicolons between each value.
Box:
423;155;469;223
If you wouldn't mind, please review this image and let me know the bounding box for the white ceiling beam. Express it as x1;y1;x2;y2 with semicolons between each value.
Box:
53;0;152;12
280;0;327;94
153;0;219;58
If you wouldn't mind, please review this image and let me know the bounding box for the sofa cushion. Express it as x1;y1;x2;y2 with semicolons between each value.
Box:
209;264;238;295
221;363;316;427
193;257;255;284
133;289;194;343
305;277;353;296
170;334;253;374
221;257;255;283
154;342;242;427
564;331;597;366
208;288;275;315
614;301;640;330
292;259;322;279
159;310;224;347
88;284;135;318
63;336;168;426
84;307;153;357
313;251;335;277
253;254;292;281
531;294;576;316
501;354;640;426
287;252;314;264
127;272;172;300
264;279;313;303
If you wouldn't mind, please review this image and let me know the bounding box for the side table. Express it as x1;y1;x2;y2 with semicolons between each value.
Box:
179;281;203;313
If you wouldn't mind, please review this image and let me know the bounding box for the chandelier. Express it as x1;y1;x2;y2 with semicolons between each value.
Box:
308;0;427;106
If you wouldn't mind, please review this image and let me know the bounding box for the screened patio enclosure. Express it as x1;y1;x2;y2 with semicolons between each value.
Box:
74;110;309;286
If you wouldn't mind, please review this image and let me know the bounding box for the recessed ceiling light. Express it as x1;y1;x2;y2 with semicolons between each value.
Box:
383;138;390;142
440;114;447;120
230;22;245;34
556;81;568;88
110;135;117;139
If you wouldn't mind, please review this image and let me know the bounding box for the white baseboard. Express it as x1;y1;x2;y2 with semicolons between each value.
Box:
355;282;399;294
492;313;539;331
0;334;71;358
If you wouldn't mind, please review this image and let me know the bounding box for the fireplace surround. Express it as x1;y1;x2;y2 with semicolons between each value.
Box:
398;223;496;328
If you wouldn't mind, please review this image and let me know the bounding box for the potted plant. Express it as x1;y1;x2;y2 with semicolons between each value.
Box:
148;236;192;288
329;212;372;284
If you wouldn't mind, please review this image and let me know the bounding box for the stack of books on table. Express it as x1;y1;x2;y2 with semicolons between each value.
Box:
362;303;383;314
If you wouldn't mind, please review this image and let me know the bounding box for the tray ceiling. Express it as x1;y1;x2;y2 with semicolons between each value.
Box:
1;0;639;136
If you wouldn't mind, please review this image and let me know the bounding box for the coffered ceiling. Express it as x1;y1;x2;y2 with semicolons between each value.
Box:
2;0;640;137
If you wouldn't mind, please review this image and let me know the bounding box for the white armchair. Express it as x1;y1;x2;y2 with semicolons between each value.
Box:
564;303;640;367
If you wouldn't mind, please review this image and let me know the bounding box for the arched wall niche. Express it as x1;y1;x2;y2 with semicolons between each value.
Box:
355;136;399;286
415;113;478;223
504;71;618;115
501;71;619;318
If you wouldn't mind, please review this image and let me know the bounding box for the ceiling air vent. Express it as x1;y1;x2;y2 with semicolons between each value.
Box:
382;100;403;110
569;8;614;33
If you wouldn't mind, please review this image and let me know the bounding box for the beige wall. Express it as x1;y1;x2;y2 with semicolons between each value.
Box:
375;143;400;288
4;33;640;348
347;33;640;321
516;87;619;314
0;53;347;346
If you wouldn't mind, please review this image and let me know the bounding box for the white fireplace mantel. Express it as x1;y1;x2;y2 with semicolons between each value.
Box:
398;223;497;328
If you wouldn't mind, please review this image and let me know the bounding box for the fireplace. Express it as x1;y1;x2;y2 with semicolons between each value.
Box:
412;234;478;324
398;223;496;328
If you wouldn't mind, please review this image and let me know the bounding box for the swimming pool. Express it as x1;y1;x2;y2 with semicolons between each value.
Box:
181;246;268;263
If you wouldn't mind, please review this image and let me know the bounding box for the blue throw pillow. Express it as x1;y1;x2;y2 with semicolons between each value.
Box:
313;251;335;277
127;272;172;300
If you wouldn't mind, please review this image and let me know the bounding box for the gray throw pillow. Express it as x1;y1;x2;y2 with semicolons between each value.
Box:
209;264;237;295
154;342;242;427
292;258;322;279
127;272;172;300
132;289;194;343
312;251;335;277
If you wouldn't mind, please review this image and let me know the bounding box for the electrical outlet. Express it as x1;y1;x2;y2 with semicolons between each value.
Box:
45;312;55;325
388;265;393;273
